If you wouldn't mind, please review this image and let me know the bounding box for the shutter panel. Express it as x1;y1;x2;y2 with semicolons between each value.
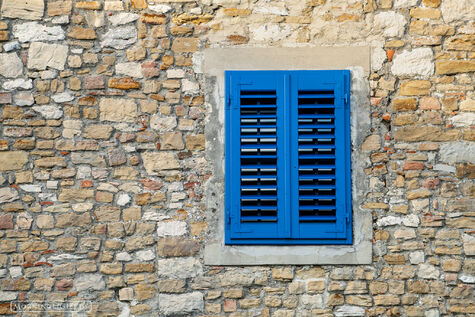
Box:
225;71;288;243
225;70;351;245
291;71;352;243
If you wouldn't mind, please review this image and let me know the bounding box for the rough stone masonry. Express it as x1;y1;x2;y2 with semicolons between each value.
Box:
0;0;473;316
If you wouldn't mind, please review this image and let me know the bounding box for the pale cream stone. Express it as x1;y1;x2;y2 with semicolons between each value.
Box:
441;0;475;23
373;12;407;37
27;42;68;71
99;98;137;123
460;99;475;112
391;48;434;77
142;152;179;174
104;1;124;10
0;53;23;78
0;151;29;171
1;0;44;20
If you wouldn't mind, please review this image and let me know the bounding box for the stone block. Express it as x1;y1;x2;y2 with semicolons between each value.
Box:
444;35;475;51
157;257;202;278
0;214;14;229
115;62;143;78
171;38;199;52
47;1;72;16
436;60;475;75
74;274;105;291
142;152;179;174
185;134;205;150
1;0;44;20
159;292;203;315
13;22;64;42
108;77;140;90
161;132;184;150
58;188;94;202
0;53;23;78
400;80;431;95
95;206;121;222
157;237;200;257
156;221;186;236
71;152;106;167
373;12;407;37
157;279;185;293
392;98;417;111
27;42;68;71
75;1;101;9
83;124;113;139
101;26;137;49
0;151;28;171
99;98;137;122
391;48;433;77
441;0;475;23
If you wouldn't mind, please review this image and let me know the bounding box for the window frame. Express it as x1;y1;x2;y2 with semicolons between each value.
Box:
224;70;352;245
200;47;372;265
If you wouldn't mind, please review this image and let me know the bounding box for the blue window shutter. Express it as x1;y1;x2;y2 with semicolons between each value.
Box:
225;71;289;243
291;71;352;243
225;70;351;245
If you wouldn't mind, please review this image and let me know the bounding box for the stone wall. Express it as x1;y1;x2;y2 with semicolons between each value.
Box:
0;0;473;316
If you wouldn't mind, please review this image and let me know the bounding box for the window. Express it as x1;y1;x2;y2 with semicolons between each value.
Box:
225;70;352;245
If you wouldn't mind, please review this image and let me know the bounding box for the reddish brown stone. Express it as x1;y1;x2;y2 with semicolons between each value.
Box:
0;92;12;104
142;61;159;79
419;97;440;110
403;161;424;170
422;178;439;189
223;300;237;312
81;180;93;188
140;179;163;190
157;237;200;257
140;13;166;24
108;78;140;90
84;76;105;90
78;96;98;106
227;35;249;44
177;151;192;160
0;214;13;229
0;303;14;315
56;278;73;291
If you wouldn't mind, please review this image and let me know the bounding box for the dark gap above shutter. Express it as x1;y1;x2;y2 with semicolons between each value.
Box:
240;90;278;222
297;90;337;222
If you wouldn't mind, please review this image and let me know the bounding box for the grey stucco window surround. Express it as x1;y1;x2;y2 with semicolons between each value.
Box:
197;47;372;265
